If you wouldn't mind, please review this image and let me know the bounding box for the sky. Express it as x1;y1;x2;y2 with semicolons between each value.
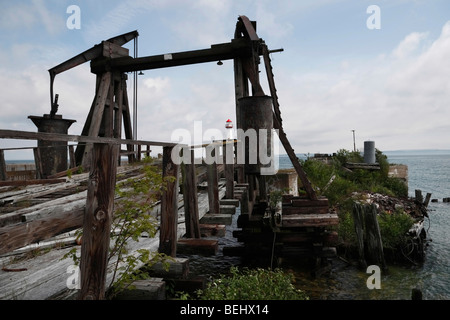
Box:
1;0;450;160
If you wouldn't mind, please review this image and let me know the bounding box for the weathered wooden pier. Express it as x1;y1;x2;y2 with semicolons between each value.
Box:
0;16;338;300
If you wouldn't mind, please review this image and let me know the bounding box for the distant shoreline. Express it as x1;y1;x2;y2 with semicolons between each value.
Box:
5;149;450;164
283;149;450;157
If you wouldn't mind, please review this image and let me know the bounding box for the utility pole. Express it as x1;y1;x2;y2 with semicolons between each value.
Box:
351;130;356;152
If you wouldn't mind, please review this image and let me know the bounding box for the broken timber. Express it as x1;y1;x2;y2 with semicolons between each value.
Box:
0;162;230;300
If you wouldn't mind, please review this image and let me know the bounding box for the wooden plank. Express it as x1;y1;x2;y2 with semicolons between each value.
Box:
0;188;86;227
92;38;253;73
220;198;239;207
281;213;339;228
79;143;119;300
0;246;77;300
177;238;218;255
101;41;129;59
48;31;137;76
47;166;83;179
159;146;179;257
200;213;232;225
291;198;329;207
0;199;85;255
199;224;226;237
0;129;178;147
81;72;112;169
282;205;329;215
0;178;66;187
0;165;138;229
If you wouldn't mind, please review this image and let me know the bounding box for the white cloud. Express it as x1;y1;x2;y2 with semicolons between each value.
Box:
142;77;171;96
274;21;450;152
254;3;294;41
0;1;64;35
392;31;429;59
32;0;65;35
0;3;38;29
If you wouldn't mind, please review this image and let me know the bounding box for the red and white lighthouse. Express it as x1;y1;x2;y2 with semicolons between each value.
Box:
225;119;233;140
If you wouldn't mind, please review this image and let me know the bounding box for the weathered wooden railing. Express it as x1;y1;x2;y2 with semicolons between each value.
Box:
0;137;153;182
0;129;181;299
0;129;245;299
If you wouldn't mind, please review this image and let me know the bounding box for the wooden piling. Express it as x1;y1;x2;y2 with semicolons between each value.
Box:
424;192;432;207
352;202;366;269
182;149;200;238
0;150;6;181
223;141;235;199
352;203;387;271
364;204;387;271
68;145;76;168
206;146;220;214
415;189;424;204
33;147;43;179
159;146;180;257
79;143;119;300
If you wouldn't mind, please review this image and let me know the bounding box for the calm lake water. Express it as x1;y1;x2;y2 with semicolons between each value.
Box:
183;152;450;300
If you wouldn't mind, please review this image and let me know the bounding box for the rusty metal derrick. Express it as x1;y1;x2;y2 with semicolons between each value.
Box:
47;15;317;200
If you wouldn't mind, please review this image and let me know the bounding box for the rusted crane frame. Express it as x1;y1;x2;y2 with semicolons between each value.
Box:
48;30;139;115
235;16;318;200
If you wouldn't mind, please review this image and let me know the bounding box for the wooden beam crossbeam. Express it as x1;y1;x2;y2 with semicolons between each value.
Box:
91;38;253;74
0;129;179;148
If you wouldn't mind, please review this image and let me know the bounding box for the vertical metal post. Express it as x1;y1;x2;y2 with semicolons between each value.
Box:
352;130;356;152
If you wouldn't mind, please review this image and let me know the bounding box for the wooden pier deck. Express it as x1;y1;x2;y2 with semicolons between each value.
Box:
0;157;339;300
0;163;228;300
